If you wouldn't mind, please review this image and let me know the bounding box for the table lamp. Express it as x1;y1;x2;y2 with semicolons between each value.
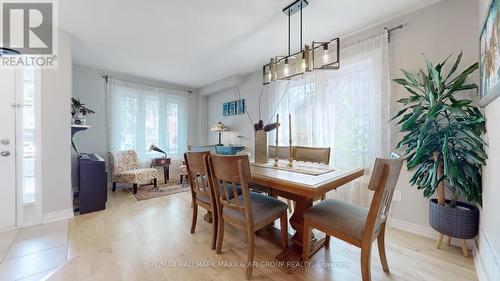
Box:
211;121;228;146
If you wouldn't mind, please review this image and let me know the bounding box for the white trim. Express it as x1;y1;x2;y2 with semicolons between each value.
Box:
388;217;475;248
42;209;74;224
388;218;436;239
474;229;500;281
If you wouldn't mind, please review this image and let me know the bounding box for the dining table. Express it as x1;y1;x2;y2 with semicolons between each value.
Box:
249;160;364;271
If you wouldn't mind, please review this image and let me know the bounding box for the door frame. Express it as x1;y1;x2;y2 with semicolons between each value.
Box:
15;67;43;227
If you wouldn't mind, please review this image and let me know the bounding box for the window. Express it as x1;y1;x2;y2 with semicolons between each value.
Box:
269;34;389;171
21;68;36;203
108;79;188;163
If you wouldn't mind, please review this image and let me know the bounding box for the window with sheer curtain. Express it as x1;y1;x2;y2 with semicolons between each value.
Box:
268;34;391;207
107;79;188;163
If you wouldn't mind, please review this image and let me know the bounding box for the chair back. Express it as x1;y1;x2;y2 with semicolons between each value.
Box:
363;158;403;242
294;146;331;164
188;144;217;153
108;150;140;175
268;145;291;160
207;154;253;224
184;151;213;203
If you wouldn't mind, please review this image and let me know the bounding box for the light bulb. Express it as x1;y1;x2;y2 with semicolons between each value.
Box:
284;58;289;75
323;44;329;64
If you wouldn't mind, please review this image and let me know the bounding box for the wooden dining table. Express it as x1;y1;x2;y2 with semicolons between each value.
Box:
249;160;364;267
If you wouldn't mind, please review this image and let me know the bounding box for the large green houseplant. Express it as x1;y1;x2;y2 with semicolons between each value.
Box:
392;52;486;249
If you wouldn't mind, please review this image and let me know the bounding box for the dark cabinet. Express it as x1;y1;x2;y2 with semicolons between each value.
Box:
76;153;106;214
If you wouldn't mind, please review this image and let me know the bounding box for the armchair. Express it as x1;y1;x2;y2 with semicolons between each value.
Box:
109;150;158;194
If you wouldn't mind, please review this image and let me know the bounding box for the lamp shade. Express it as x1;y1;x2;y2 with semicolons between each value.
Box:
211;122;228;132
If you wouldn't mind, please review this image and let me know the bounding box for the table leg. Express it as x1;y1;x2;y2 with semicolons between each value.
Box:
166;165;170;181
290;197;313;246
163;166;168;184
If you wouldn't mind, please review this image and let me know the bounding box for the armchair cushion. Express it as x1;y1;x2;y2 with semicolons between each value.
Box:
113;168;158;184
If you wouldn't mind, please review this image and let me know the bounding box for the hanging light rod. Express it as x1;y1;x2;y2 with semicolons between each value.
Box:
282;0;309;15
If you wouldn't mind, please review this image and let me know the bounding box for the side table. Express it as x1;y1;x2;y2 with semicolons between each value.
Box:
151;157;171;184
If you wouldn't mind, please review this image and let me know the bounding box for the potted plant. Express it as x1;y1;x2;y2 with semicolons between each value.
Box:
71;97;95;125
392;52;487;254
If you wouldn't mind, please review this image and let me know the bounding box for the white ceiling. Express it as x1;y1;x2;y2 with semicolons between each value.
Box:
60;0;441;88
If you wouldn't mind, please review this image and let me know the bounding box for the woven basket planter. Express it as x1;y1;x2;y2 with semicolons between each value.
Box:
429;199;479;239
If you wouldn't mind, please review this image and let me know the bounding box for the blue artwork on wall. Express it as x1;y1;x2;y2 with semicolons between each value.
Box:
223;99;245;116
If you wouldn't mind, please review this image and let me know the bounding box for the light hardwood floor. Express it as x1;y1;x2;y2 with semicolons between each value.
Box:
49;189;477;281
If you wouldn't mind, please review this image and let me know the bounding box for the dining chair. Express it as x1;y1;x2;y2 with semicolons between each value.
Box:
207;154;288;280
294;146;331;164
184;151;219;249
302;158;403;281
268;145;291;160
295;146;332;201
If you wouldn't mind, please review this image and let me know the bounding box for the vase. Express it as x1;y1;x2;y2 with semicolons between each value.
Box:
429;199;479;239
254;130;268;163
72;113;86;125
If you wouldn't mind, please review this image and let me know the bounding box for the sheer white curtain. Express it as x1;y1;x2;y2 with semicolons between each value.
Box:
268;33;390;207
107;78;188;164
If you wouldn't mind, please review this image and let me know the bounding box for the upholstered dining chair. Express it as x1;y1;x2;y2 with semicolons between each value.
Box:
268;145;291;160
294;146;331;164
184;151;218;249
207;154;288;280
109;150;158;194
302;158;403;281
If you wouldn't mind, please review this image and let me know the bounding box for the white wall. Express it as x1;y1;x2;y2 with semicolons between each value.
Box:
41;31;73;216
204;0;479;229
72;65;206;163
476;1;500;280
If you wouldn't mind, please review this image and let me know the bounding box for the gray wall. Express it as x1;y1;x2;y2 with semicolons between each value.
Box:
41;31;73;215
477;0;500;279
205;0;479;228
72;65;207;162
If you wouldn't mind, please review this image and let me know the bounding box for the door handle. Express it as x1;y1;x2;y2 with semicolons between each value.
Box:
0;151;10;157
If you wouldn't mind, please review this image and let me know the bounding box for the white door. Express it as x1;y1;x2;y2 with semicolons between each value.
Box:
0;69;17;231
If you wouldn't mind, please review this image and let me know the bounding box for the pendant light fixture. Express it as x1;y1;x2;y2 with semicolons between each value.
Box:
262;0;340;85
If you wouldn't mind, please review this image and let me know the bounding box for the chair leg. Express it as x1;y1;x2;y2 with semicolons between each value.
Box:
191;203;198;234
153;178;157;189
279;212;288;249
133;183;138;194
216;216;224;254
377;226;389;273
325;235;331;247
210;208;218;250
302;221;312;261
245;230;255;280
361;244;372;281
112;182;116;192
180;175;183;184
321;193;326;200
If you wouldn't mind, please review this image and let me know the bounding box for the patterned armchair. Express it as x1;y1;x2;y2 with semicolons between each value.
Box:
109;150;158;194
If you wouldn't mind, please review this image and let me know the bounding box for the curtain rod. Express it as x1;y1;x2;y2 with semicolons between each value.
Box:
384;24;404;43
102;75;193;95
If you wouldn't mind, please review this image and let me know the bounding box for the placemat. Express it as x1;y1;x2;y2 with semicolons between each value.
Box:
252;161;334;176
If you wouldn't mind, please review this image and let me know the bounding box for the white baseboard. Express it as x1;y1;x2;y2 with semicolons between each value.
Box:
474;229;500;281
42;209;74;224
388;218;474;248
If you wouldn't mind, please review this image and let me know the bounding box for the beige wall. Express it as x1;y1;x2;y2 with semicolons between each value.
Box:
205;0;479;228
72;65;206;162
477;0;500;280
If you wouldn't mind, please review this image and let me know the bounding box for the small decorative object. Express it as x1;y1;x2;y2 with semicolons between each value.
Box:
287;113;293;168
71;97;95;125
223;99;245;116
392;52;486;256
211;122;228;145
149;143;167;158
480;0;500;106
